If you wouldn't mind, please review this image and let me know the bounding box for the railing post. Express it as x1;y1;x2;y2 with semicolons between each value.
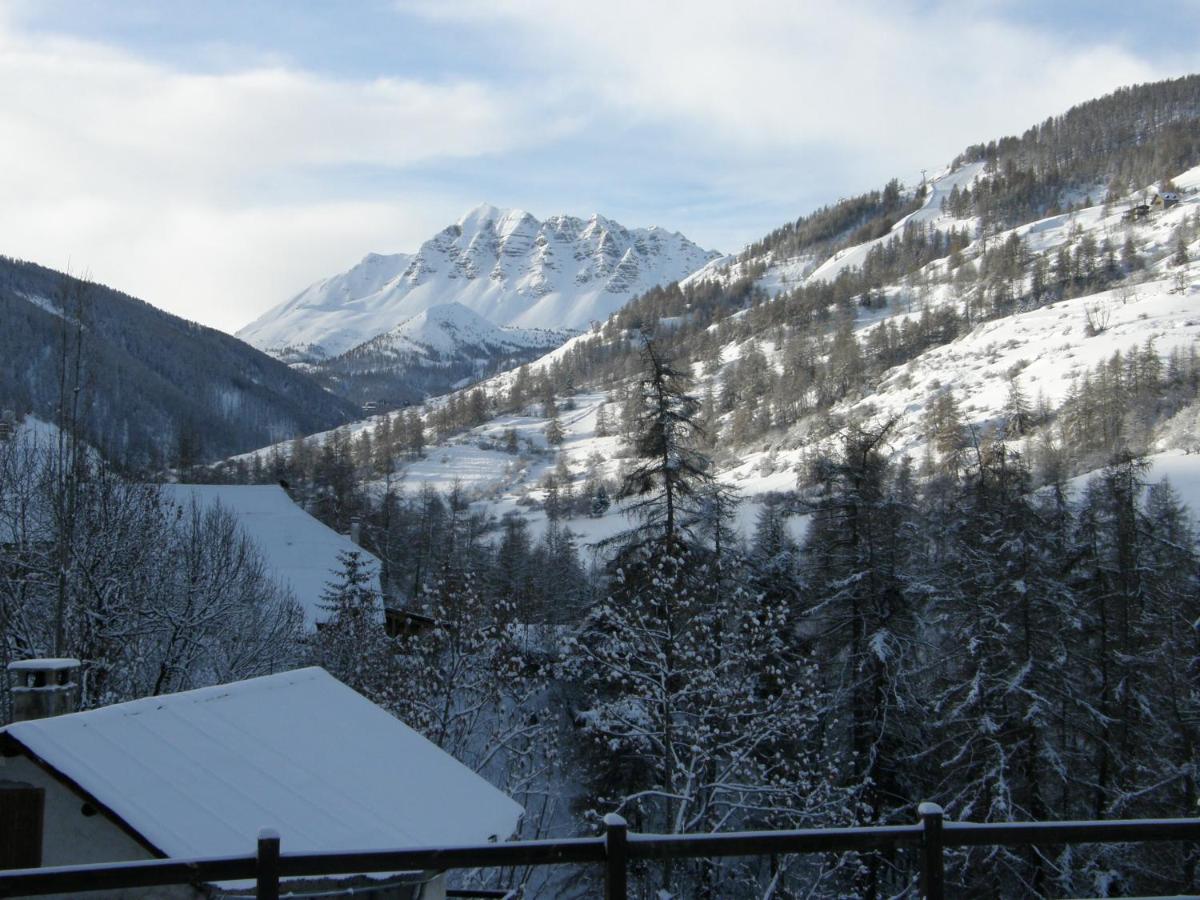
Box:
257;828;280;900
603;813;628;900
918;802;944;900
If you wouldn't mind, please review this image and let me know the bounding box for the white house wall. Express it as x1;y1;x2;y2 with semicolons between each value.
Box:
0;755;198;900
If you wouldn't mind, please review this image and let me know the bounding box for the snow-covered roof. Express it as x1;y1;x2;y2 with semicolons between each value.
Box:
7;658;80;672
2;668;523;860
159;484;379;627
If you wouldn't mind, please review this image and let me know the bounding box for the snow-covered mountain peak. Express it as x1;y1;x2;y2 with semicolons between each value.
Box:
455;203;535;237
239;206;720;361
457;202;505;228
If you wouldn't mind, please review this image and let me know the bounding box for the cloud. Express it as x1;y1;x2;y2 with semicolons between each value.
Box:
405;0;1170;168
5;196;446;330
0;15;567;331
1;2;1190;333
387;0;1188;257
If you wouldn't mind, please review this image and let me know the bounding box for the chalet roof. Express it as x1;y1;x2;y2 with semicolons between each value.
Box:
160;484;379;627
1;668;523;859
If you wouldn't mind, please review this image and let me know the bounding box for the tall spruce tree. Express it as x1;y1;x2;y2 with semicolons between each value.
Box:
311;550;397;704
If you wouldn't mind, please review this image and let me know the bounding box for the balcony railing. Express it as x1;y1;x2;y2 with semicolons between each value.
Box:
2;805;1198;899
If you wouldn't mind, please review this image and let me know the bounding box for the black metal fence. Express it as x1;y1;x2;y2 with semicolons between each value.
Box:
2;804;1198;899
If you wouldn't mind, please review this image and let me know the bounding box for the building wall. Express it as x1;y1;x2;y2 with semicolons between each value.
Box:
0;756;452;900
0;755;198;899
420;872;447;900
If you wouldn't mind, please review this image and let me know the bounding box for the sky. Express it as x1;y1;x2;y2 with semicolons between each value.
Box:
1;1;1197;334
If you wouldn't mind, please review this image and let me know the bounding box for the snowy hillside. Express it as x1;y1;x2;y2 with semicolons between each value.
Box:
310;302;573;406
227;157;1200;554
239;204;721;361
343;302;568;366
682;161;986;295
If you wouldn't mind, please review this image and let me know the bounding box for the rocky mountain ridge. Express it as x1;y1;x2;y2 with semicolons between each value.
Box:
238;203;720;362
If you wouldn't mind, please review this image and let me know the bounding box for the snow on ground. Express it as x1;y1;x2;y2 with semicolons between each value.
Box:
684;162;987;298
1068;449;1200;514
1137;450;1200;510
356;302;568;363
351;388;808;553
6;413;62;446
847;273;1200;458
0;415;100;543
805;161;985;285
232;164;1200;551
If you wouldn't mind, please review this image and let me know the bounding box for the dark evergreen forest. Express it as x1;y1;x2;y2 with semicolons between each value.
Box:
0;256;357;466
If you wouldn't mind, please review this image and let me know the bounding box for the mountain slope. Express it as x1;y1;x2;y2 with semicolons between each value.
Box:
238;204;720;360
224;77;1200;553
350;302;567;362
0;256;357;464
314;302;571;405
239;161;1200;544
688;75;1200;301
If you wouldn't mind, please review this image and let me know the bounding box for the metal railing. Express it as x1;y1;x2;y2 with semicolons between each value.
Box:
2;805;1198;899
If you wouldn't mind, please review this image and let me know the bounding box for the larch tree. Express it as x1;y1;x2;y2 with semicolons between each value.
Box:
617;339;710;542
799;420;923;898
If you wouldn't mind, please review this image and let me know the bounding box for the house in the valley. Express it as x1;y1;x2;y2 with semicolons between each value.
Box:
0;662;523;898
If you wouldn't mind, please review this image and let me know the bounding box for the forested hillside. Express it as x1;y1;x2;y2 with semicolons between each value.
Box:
201;75;1200;897
949;74;1200;228
0;257;357;465
707;74;1200;288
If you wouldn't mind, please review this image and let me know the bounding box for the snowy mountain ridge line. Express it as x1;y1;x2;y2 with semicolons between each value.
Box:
238;203;721;361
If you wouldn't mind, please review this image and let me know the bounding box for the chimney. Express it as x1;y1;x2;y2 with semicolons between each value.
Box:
7;659;81;722
350;516;362;546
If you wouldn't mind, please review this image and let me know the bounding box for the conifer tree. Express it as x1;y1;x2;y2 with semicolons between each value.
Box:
1174;228;1190;267
311;550;396;703
589;482;611;518
544;414;565;447
799;421;920;897
404;409;426;458
594;402;614;438
924;441;1073;895
502;426;519;454
1004;375;1032;436
618;339;710;541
